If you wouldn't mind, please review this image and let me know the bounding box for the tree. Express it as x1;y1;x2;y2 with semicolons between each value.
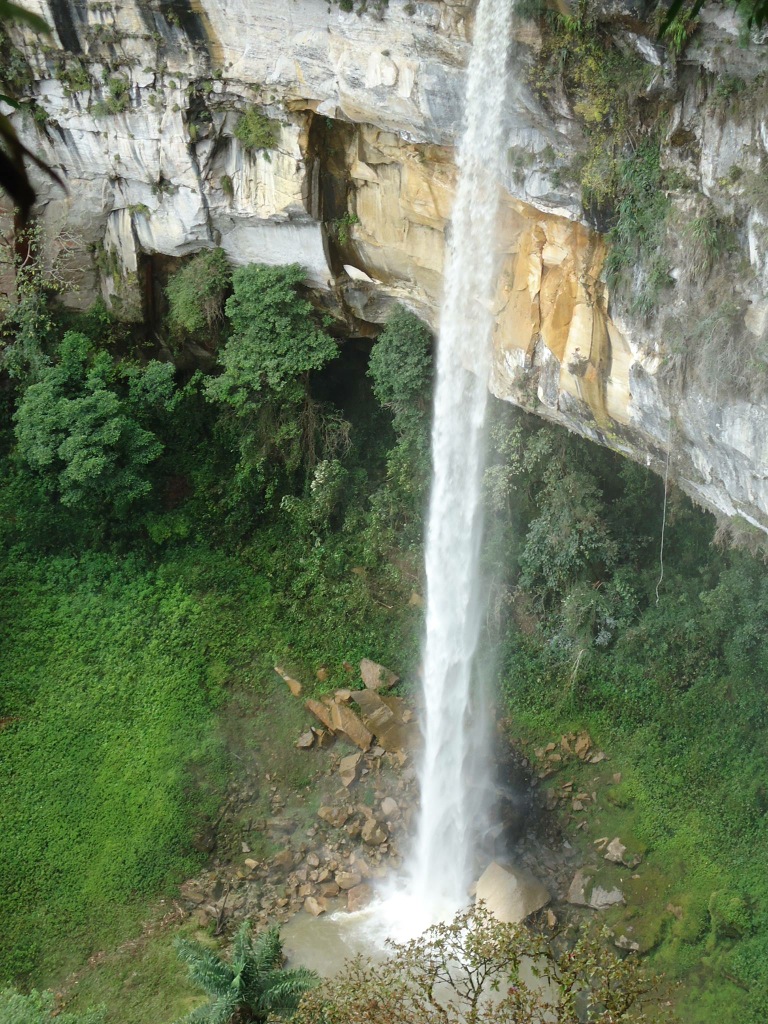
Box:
209;264;337;411
13;331;175;518
293;905;672;1024
365;306;433;549
367;306;432;442
205;264;342;513
175;922;318;1024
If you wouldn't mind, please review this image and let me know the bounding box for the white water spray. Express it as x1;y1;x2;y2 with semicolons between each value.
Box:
408;0;514;926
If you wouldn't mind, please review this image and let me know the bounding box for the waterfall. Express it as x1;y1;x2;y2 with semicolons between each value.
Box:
409;0;513;924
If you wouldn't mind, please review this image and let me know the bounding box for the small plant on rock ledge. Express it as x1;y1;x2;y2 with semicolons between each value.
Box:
91;76;131;117
330;212;359;246
234;107;279;151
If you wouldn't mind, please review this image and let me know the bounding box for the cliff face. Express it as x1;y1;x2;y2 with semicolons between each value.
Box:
3;0;768;530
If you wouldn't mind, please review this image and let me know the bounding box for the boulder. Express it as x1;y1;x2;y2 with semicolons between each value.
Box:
590;885;625;910
347;882;373;912
361;818;387;846
339;752;362;788
296;730;315;749
304;896;327;917
567;869;625;910
316;667;330;683
604;837;627;864
475;861;550;924
335;870;362;890
353;690;418;754
567;869;592;906
275;666;302;697
360;658;399;691
272;848;295;872
305;698;335;732
313;727;334;748
575;733;593;759
330;702;372;751
380;797;400;819
604;836;643;869
318;806;349;828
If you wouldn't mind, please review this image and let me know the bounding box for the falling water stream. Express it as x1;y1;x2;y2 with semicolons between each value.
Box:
284;0;514;963
408;0;514;926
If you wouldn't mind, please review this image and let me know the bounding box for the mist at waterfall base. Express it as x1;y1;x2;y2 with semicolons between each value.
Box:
285;0;515;961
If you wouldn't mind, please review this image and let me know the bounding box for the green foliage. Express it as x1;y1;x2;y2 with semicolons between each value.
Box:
220;173;234;198
0;228;58;383
365;307;433;550
683;208;729;282
604;141;671;318
13;332;170;519
0;988;104;1024
661;0;766;33
210;264;337;409
0;23;33;95
529;9;649;219
201;263;344;518
492;408;768;1022
293;904;667;1024
233;108;279;151
53;56;91;95
166;248;232;336
657;5;699;56
330;212;359;246
175;922;317;1024
92;76;130;116
520;466;618;608
367;307;432;440
0;552;228;981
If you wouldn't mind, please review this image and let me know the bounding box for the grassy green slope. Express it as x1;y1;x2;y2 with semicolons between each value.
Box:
0;541;417;989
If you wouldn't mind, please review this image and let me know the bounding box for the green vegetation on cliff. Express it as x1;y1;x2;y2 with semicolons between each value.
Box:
486;407;768;1024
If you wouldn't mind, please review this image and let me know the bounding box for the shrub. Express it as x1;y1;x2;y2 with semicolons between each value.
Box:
92;76;130;116
166;248;232;336
293;904;665;1024
13;332;174;519
233;108;279;150
604;141;672;319
0;988;104;1023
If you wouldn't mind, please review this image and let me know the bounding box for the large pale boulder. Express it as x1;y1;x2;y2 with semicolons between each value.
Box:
475;861;550;924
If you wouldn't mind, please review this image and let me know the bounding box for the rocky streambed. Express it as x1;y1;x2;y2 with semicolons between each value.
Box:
170;663;655;964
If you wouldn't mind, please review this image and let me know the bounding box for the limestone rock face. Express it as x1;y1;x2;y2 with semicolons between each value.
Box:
4;0;768;529
475;861;550;924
